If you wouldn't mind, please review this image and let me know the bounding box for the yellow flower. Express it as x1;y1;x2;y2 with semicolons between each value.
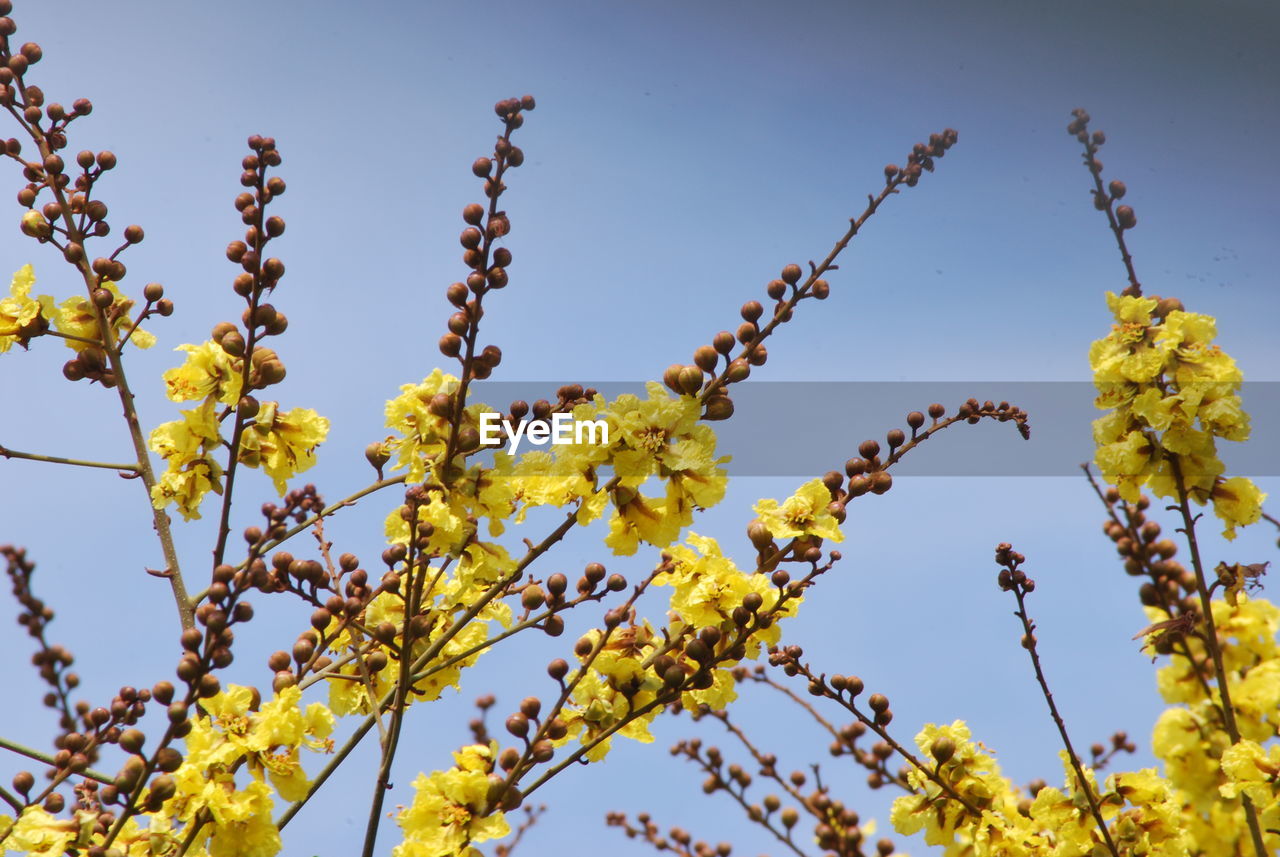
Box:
151;458;222;521
1090;292;1262;540
508;449;599;521
384;369;463;482
325;591;496;716
607;382;701;469
180;684;333;806
0;805;79;856
163;340;244;404
1220;740;1280;805
47;280;154;350
0;264;51;353
150;400;225;520
1210;476;1266;541
891;721;1031;849
752;478;844;542
393;745;509;857
604;384;728;512
239;402;329;495
203;779;281;857
150;399;222;467
657;533;790;642
1107;291;1160;326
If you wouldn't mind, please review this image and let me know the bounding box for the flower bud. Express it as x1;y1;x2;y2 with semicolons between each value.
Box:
20;209;50;239
702;395;734;421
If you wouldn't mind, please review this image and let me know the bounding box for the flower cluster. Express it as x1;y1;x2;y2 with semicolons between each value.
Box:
149;339;328;519
1090;291;1265;538
890;723;1189;857
393;744;510;857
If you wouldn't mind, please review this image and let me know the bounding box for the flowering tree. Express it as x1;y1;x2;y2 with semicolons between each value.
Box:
0;4;1276;857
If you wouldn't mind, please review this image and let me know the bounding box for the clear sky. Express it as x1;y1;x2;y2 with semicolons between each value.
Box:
2;1;1278;855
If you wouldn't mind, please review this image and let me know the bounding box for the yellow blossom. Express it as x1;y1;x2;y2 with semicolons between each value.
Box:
149;400;224;520
1090;292;1261;540
47;279;154;351
393;745;509;857
150;460;221;521
0;805;79;856
656;533;795;653
0;264;51;353
163;340;243;404
604;489;684;556
238;401;330;495
752;478;843;542
1210;476;1266;540
383;369;463;482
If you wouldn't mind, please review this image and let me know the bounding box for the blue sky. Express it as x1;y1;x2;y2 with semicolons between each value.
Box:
2;1;1278;855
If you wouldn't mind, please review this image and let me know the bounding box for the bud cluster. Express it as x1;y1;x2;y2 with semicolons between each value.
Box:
208;134;292;420
660;720;902;857
485;383;601;452
1;544;214;828
438;94;536;386
0;6;173;386
669;128;958;421
1068;108;1141;296
1091;487;1201;655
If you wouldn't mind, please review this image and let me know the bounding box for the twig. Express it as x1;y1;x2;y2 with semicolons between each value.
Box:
1068;109;1141;295
0;735;113;785
15;104;193;629
995;545;1119;857
0;443;140;472
1167;456;1269;857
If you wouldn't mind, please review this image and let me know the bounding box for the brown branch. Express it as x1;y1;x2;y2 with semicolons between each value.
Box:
994;544;1119;857
1167;456;1268;857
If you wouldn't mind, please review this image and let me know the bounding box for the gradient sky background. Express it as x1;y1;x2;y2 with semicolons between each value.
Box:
2;1;1278;855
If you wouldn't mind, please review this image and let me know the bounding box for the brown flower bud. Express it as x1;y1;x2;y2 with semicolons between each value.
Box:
725;359;750;383
930;735;956;763
662;363;684;394
747;519;773;549
702;395;734;421
521;585;545;610
677;365;704;396
439;333;463;357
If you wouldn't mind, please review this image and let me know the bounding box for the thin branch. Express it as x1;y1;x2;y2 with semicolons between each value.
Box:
1080;463;1215;700
190;474;407;606
41;328;102;346
1068;109;1141;295
21;111;193;630
997;551;1119;857
1168;456;1269;857
277;487;600;831
0;734;113;785
0;443;140;472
